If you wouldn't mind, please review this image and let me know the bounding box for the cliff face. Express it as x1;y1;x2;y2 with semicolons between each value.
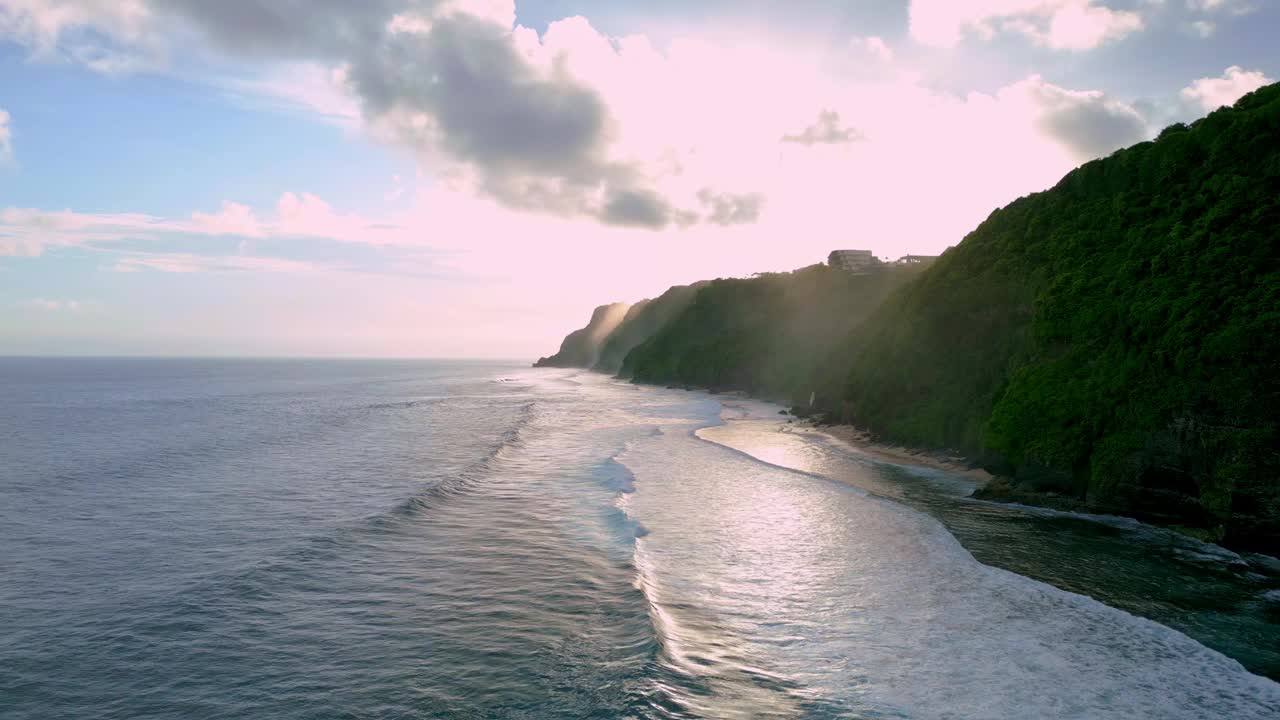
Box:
593;283;705;375
533;302;632;368
833;84;1280;550
623;265;921;403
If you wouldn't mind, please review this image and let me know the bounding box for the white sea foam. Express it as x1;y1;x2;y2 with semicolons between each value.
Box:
615;403;1280;719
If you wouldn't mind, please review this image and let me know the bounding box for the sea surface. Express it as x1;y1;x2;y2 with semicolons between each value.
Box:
1;358;1278;719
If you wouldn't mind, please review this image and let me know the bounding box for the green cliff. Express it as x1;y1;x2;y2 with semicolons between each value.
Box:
594;283;706;375
623;265;921;403
833;84;1279;550
534;302;632;368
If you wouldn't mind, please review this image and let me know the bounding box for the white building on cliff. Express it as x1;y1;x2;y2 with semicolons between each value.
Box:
828;249;881;274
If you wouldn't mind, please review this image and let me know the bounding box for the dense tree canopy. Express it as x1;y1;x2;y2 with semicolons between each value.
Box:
594;283;705;374
835;84;1280;549
624;265;921;404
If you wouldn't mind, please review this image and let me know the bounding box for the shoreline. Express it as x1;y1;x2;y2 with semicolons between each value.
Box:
785;418;1239;549
794;421;994;484
638;377;1254;553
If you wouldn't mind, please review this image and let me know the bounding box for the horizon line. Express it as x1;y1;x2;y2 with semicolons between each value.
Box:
0;354;536;362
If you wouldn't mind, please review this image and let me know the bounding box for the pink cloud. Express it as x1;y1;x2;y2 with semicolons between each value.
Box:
1181;66;1274;111
909;0;1145;50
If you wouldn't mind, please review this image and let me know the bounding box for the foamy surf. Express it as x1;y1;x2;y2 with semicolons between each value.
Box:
617;406;1280;718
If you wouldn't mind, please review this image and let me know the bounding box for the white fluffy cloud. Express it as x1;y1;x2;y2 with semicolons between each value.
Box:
1181;66;1274;111
0;0;150;44
910;0;1144;50
0;0;1172;238
0;0;157;71
191;202;263;238
0;1;699;228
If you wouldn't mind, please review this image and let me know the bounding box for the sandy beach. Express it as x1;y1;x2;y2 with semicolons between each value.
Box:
793;421;994;483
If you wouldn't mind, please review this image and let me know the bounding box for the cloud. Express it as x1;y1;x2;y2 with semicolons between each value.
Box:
910;0;1145;50
351;13;654;226
191;201;263;237
107;252;329;274
851;35;893;62
0;1;1203;263
600;188;672;229
0;0;159;71
149;0;402;57
2;63;1175;278
219;63;362;126
21;298;82;311
0;191;427;258
1186;0;1259;14
1181;66;1274;111
0;206;170;256
4;4;1265;359
782;110;865;146
0;108;10;159
1010;76;1151;160
697;190;765;226
4;62;1219;359
0;1;758;230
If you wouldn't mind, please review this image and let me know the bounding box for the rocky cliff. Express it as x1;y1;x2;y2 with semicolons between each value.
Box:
533;302;632;368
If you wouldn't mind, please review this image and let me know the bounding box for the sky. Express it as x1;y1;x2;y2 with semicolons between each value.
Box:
0;0;1275;358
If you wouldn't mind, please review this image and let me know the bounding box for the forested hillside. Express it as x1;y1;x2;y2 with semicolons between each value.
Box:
623;265;921;403
533;302;631;368
593;283;705;374
833;84;1280;549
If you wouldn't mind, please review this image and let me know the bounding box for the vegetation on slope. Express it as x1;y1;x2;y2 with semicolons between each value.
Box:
832;84;1280;549
623;265;922;404
593;283;705;374
534;302;632;368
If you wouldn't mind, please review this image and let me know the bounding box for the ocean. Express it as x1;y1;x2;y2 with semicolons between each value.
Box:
1;358;1277;719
